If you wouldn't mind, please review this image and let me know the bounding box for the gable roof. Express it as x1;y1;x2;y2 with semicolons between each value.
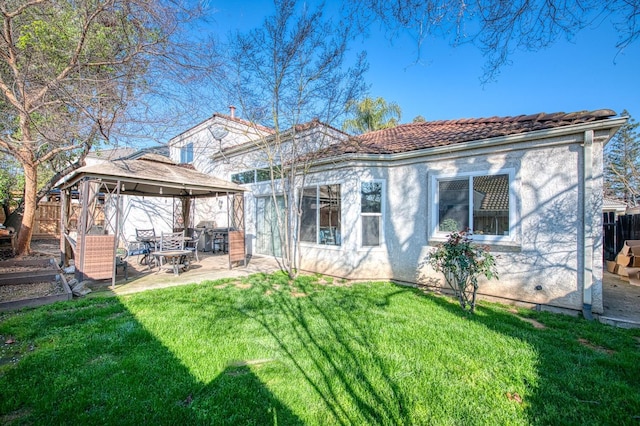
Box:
327;109;619;156
169;112;275;145
212;118;349;161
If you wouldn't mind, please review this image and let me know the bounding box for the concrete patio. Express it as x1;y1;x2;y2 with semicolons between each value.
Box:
101;251;283;295
599;271;640;328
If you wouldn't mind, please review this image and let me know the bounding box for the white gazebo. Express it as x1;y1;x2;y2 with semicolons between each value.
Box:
57;154;247;287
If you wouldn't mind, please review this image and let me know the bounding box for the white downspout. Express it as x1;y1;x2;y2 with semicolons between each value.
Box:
583;130;594;320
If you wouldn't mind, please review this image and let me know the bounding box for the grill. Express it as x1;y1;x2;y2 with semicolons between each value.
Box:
195;221;217;252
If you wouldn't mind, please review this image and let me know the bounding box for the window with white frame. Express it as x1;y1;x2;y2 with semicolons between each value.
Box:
361;181;382;246
231;166;283;185
180;142;194;163
435;172;511;237
300;184;341;245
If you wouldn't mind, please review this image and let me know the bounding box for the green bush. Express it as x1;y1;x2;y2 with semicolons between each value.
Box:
427;230;498;313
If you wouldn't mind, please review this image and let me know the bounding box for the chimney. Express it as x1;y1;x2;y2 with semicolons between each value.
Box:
228;105;236;119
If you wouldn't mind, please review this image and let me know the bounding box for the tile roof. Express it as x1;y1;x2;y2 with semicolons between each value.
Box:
327;109;618;156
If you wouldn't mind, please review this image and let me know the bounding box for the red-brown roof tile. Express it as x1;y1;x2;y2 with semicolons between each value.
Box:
328;109;617;156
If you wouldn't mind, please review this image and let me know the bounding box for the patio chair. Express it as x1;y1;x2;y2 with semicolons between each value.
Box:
135;228;157;266
184;228;201;262
159;231;185;251
158;231;188;274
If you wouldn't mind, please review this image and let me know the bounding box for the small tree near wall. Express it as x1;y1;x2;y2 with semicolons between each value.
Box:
427;231;498;313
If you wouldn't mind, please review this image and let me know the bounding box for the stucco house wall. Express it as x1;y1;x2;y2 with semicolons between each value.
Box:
293;128;609;313
166;109;624;316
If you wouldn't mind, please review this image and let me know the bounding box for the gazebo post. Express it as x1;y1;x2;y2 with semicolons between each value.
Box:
227;191;231;270
76;179;90;281
59;188;68;266
111;180;122;289
226;191;246;269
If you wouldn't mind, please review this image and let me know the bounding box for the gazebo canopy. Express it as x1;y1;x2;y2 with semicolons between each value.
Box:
57;154;247;287
60;154;245;197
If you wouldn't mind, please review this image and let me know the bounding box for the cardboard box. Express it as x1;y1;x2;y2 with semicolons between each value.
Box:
620;240;640;255
616;253;632;266
606;260;619;273
620;267;640;278
624;268;640;286
632;257;640;267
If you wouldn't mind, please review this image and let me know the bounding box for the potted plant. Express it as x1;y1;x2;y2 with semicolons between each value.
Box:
427;230;498;313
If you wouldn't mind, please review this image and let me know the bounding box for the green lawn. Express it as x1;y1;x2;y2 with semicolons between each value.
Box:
1;272;639;425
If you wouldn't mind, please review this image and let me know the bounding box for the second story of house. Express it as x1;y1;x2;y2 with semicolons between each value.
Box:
167;106;350;183
167;106;275;175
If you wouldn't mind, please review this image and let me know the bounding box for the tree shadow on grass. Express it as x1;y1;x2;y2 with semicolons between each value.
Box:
0;297;301;425
239;276;416;425
419;289;640;424
190;364;303;425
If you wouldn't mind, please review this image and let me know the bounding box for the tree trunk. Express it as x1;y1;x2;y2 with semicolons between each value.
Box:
5;160;86;235
16;162;38;255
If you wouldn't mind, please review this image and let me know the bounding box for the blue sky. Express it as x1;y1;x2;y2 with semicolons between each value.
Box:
208;1;639;124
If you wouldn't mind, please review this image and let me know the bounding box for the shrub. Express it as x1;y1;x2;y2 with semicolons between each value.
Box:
427;231;498;313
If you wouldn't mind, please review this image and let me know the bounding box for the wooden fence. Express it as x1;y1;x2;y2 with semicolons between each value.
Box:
603;213;640;260
17;202;81;239
33;202;61;238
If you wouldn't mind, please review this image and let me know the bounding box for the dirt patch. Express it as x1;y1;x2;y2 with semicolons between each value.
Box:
516;316;546;329
506;392;523;403
0;240;71;308
0;265;52;274
0;281;66;303
578;338;615;355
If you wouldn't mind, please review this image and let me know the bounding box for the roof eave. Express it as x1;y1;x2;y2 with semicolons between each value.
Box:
310;117;628;167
